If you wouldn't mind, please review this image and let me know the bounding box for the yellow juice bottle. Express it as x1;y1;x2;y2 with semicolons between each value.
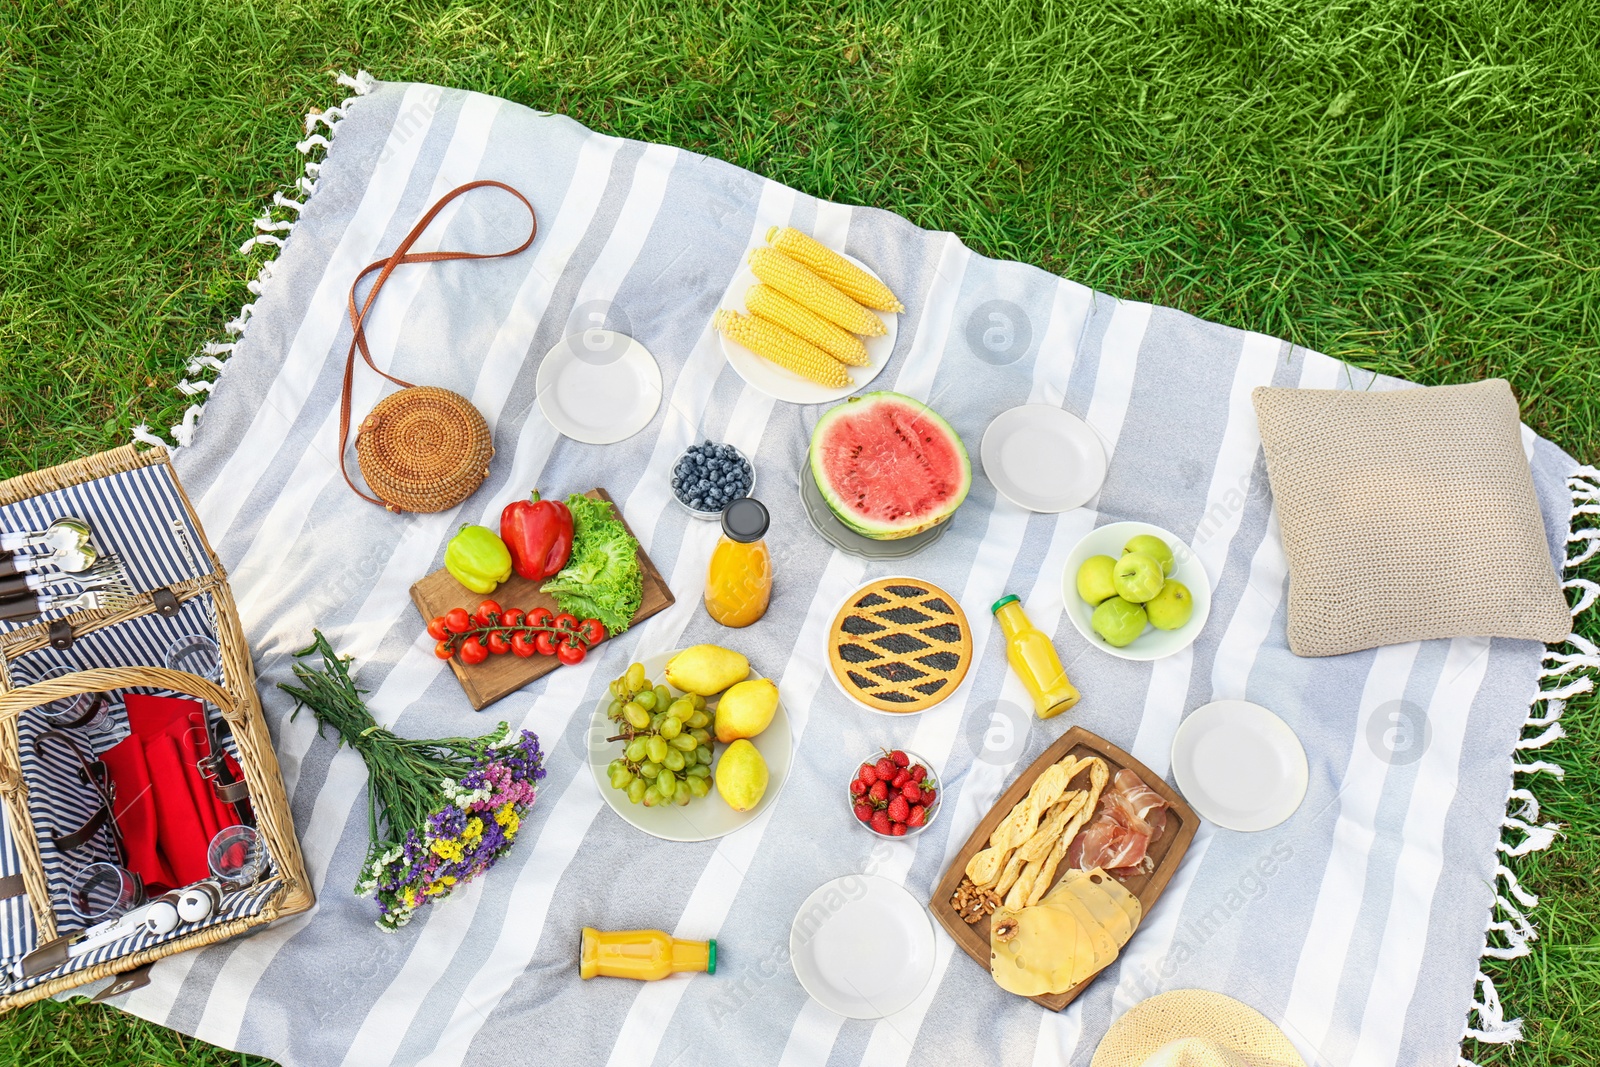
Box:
992;595;1080;719
704;499;772;628
579;927;716;980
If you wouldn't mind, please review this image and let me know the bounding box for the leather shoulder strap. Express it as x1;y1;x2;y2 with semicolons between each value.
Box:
339;180;538;508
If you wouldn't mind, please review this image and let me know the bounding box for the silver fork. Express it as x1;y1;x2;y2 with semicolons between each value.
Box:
0;588;138;623
0;562;134;602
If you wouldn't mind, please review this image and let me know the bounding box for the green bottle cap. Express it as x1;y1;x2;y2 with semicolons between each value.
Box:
706;938;717;975
991;594;1020;614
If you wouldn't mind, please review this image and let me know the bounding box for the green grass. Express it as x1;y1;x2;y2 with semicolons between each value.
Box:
1;0;1597;1062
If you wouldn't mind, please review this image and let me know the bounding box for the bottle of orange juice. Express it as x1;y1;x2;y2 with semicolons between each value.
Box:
704;499;771;628
992;595;1080;719
579;928;716;980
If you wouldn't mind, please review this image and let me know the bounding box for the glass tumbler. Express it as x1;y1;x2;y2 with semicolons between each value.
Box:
164;634;222;683
27;664;111;733
69;862;144;923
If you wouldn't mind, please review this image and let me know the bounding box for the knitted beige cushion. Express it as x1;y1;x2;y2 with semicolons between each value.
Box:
1253;379;1569;657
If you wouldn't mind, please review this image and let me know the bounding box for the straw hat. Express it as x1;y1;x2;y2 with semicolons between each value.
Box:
1090;990;1306;1067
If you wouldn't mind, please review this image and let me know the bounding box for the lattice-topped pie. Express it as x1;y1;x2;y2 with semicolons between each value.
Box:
827;578;972;713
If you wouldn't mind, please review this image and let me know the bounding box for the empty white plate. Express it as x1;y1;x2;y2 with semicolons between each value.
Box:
536;330;662;444
790;875;934;1019
981;405;1107;512
1171;700;1309;832
718;251;897;405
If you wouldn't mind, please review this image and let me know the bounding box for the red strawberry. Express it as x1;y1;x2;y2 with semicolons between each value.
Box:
869;780;889;802
920;787;937;807
907;804;927;827
875;757;896;780
890;822;908;836
890;750;910;768
854;801;874;823
901;781;922;804
849;777;867;798
888;796;910;823
859;763;878;785
871;810;892;835
892;770;910;789
906;764;926;783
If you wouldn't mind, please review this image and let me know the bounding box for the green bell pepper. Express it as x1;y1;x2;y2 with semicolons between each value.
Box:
445;525;513;594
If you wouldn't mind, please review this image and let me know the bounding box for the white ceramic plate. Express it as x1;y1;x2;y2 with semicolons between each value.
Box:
536;330;662;444
718;251;897;405
981;405;1107;512
1171;700;1308;831
589;650;793;842
790;875;935;1019
1060;520;1212;661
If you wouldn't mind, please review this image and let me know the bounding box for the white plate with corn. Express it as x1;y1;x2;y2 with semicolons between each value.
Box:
715;227;902;405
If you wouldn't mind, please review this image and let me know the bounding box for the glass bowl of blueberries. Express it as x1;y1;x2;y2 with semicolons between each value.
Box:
672;441;756;519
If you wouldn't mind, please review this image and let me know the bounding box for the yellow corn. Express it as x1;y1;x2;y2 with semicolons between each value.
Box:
715;309;851;388
748;247;886;337
745;284;871;367
767;226;905;313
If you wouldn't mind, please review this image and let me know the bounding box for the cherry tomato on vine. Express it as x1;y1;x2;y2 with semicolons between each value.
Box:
434;639;455;660
459;637;489;665
426;616;451;642
502;608;526;628
529;607;554;628
475;600;503;627
534;630;559;656
556;635;587;665
486;631;511;655
444;607;472;633
578;618;606;646
553;612;578;632
510;632;537;658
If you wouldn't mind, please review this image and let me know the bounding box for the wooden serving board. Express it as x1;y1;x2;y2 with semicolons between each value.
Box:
409;489;674;710
930;725;1198;1011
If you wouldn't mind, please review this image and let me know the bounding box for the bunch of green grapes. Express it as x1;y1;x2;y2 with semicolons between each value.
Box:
605;661;715;807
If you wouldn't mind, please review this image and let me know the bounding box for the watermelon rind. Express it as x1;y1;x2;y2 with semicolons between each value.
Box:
809;392;972;540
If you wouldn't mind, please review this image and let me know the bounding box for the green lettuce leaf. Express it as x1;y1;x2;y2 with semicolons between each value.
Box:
539;494;644;635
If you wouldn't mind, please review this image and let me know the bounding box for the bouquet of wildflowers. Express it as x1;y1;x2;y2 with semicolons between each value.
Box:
280;631;546;930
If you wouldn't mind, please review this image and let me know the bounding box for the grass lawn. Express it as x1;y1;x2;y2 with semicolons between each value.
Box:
2;0;1598;1063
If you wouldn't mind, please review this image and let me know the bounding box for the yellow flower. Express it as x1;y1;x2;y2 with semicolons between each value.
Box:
431;837;465;862
495;804;519;835
464;817;484;841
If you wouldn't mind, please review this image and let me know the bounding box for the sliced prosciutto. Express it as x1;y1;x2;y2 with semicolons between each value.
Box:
1067;769;1169;876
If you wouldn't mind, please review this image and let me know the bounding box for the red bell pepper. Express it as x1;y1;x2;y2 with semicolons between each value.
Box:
500;491;574;581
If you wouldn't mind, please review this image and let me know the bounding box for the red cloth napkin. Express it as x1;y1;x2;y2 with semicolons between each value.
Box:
99;735;176;892
125;693;244;829
141;732;212;885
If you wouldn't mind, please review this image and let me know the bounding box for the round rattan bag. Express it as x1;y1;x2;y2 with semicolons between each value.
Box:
355;387;494;513
338;180;537;514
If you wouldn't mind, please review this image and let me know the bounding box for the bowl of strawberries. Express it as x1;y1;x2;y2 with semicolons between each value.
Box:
849;748;940;838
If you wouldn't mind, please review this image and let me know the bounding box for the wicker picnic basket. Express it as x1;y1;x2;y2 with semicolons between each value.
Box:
0;444;312;1011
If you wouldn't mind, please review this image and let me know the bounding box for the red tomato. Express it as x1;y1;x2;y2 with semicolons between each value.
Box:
486;631;511;655
502;608;526;628
534;630;558;656
434;640;455;660
553;612;578;632
459;637;489;665
510;632;537;658
556;636;586;665
444;607;472;633
578;618;606;646
529;607;554;628
475;600;502;626
426;616;451;641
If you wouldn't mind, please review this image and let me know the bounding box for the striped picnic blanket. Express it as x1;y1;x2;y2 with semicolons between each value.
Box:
117;76;1589;1067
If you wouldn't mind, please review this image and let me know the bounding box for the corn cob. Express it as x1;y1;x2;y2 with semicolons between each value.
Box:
715;309;851;388
748;247;887;337
766;226;905;313
745;284;871;367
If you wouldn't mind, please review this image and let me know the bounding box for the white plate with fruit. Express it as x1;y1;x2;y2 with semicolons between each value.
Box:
1062;522;1211;661
590;646;794;842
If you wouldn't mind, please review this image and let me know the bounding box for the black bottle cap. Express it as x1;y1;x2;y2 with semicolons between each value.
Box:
720;498;769;543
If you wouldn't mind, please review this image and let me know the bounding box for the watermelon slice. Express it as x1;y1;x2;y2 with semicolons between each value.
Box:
810;392;971;540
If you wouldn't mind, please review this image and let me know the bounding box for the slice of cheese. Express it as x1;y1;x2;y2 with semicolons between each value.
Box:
988;903;1102;997
1047;867;1141;949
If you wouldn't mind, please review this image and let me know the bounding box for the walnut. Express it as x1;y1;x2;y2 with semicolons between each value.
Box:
992;916;1019;943
950;877;1001;924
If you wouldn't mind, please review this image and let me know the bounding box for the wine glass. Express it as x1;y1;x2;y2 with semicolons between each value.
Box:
207;825;264;887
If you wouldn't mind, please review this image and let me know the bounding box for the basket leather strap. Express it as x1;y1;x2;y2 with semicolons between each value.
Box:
0;873;24;900
32;729;126;864
338;180;538;509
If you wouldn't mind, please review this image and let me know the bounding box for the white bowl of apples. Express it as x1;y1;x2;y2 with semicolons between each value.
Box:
1061;521;1211;661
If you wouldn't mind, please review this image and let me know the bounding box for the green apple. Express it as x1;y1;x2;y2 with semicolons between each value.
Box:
1076;555;1119;605
1123;534;1175;577
1112;551;1164;603
1146;580;1194;630
1091;597;1148;647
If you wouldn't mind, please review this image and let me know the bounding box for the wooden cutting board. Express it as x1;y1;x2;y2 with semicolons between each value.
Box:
930;725;1198;1011
409;489;675;710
